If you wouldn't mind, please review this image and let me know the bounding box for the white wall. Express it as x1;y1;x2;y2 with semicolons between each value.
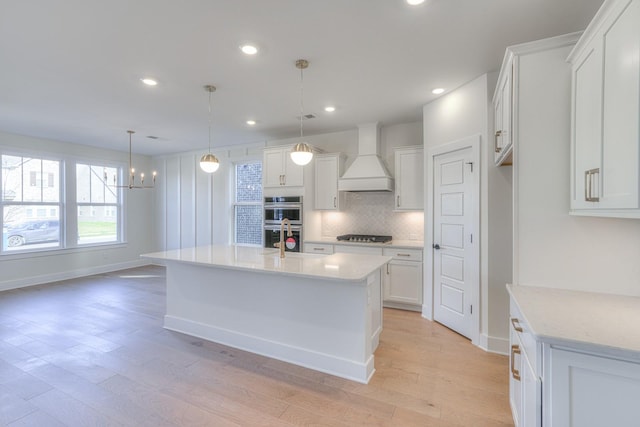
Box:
423;74;512;353
0;131;155;291
515;49;640;297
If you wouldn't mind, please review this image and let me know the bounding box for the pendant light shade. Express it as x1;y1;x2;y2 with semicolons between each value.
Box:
290;59;313;166
291;142;313;166
200;85;220;173
200;153;220;173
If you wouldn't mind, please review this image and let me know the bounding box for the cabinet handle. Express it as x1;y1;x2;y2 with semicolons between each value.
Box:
511;318;523;333
386;263;390;275
396;253;411;257
494;130;503;153
510;345;521;381
584;168;600;202
313;247;325;251
334;197;337;208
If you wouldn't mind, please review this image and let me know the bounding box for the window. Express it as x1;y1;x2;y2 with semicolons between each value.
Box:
76;164;120;245
2;155;61;251
233;161;262;245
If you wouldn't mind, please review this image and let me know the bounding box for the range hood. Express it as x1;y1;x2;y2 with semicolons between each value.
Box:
338;122;394;192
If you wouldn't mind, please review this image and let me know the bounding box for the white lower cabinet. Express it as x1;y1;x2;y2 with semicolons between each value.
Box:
546;347;640;427
510;291;640;427
382;248;423;311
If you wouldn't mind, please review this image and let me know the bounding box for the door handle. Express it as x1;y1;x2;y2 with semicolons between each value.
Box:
433;243;440;250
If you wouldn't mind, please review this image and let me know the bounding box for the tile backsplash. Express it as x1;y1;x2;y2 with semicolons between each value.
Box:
321;192;424;240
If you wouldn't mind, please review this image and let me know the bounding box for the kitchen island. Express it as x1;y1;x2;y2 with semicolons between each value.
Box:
141;245;391;383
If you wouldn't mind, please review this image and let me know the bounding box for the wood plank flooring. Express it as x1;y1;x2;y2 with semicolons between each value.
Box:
0;265;513;426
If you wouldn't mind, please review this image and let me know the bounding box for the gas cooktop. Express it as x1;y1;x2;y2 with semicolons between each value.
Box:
336;234;392;244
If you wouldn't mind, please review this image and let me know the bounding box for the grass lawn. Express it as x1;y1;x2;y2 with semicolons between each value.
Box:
78;221;116;237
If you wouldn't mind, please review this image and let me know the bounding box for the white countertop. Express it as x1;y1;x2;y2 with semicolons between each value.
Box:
304;237;424;249
507;284;640;359
142;245;391;283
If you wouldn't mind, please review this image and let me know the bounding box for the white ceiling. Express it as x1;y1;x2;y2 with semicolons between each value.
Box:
0;0;604;156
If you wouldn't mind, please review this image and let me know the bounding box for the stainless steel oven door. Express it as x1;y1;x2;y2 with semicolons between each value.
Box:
264;225;302;253
263;206;302;225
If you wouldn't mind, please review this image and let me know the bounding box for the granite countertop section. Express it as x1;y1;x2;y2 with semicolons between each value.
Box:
142;245;391;283
507;284;640;359
305;237;424;249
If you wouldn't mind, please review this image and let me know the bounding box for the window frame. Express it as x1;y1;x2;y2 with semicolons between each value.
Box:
232;159;263;247
1;146;126;257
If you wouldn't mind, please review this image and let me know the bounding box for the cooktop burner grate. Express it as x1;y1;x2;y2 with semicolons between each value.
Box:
336;234;392;243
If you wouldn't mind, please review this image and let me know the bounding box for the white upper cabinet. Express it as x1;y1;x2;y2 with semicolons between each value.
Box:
394;146;424;211
263;146;305;188
493;61;514;166
314;153;345;210
568;0;640;217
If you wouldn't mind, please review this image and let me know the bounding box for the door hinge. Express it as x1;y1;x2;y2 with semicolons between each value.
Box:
470;304;473;314
466;161;474;172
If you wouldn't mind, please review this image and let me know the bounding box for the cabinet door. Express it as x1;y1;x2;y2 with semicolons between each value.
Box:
521;351;541;427
494;66;513;165
284;152;304;187
383;260;423;306
548;347;640;427
600;0;640;209
315;156;339;210
509;327;523;426
264;149;285;188
572;42;603;209
394;148;424;210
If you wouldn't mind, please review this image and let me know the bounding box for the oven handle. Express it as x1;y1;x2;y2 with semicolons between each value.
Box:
264;225;302;232
264;203;303;209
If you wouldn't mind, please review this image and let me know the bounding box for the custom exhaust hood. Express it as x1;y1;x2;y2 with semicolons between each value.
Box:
338;122;394;192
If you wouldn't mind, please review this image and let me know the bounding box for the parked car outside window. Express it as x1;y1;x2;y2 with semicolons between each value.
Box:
5;220;60;247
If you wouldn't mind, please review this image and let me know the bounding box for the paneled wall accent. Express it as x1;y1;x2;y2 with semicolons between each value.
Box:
154;146;263;251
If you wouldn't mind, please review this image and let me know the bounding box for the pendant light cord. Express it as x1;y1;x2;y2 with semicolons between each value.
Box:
208;89;212;154
299;65;304;138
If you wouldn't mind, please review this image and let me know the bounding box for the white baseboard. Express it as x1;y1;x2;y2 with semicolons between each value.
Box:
0;259;151;292
479;333;510;355
165;315;375;384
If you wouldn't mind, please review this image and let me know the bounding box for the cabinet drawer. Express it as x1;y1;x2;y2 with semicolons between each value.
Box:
334;245;383;256
383;248;423;262
510;300;538;375
304;243;334;254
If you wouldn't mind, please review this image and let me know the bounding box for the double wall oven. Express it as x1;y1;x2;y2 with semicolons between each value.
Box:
263;196;303;252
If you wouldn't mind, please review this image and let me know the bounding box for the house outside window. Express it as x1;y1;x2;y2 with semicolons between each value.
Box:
1;155;61;251
234;161;262;246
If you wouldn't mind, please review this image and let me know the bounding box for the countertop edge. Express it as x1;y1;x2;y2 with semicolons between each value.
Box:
507;284;640;361
304;239;424;249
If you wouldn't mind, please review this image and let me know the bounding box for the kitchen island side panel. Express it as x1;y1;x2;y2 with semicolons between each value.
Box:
164;261;380;383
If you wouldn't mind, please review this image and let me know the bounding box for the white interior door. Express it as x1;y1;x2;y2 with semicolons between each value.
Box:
433;147;475;339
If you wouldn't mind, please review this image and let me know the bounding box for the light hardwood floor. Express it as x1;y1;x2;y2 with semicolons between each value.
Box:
0;265;513;426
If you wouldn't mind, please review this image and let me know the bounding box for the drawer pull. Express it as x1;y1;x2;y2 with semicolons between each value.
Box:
313;247;325;251
511;345;521;381
494;130;503;153
396;253;411;257
511;318;523;333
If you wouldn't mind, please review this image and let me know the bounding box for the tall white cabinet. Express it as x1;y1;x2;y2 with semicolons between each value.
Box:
568;0;640;218
393;146;424;211
314;153;345;210
263;145;304;188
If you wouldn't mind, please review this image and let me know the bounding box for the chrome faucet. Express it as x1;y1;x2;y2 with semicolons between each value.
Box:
274;218;292;258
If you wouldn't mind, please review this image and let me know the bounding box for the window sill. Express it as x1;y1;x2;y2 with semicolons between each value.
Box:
0;241;128;261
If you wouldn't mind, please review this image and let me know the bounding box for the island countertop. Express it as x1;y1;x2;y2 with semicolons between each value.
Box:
142;245;391;283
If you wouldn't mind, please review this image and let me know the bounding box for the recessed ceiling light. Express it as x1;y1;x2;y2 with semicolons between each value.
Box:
406;0;425;5
432;88;445;95
246;120;257;126
240;45;258;55
324;106;336;113
141;78;158;86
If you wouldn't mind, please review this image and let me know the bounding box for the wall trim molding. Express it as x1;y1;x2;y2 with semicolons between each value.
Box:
0;259;151;292
480;333;509;355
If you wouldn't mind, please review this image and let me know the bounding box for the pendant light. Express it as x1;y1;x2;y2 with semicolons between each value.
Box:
290;59;313;166
105;130;157;189
200;85;220;173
